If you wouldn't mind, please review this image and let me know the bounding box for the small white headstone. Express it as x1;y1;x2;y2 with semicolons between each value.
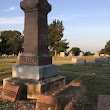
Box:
79;52;84;57
69;51;73;57
94;51;100;57
60;52;65;58
100;54;104;56
71;57;77;64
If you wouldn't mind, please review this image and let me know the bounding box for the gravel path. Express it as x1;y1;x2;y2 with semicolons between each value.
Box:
0;83;95;110
0;86;36;110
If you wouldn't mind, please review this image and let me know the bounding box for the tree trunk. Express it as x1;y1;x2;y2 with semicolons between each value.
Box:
54;49;57;58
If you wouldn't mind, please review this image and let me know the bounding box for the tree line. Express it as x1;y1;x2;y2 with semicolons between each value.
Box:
0;19;69;56
100;41;110;55
0;19;110;56
0;30;23;55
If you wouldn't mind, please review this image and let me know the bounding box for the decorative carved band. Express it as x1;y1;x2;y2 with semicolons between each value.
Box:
20;56;37;65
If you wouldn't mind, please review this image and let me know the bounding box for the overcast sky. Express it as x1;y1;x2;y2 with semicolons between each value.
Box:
0;0;110;52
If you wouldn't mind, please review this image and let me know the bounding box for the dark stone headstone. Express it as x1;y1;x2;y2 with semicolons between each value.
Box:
36;94;61;110
20;0;52;66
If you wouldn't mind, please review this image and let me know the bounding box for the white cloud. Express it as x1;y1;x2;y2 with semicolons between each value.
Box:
2;6;17;12
0;16;24;25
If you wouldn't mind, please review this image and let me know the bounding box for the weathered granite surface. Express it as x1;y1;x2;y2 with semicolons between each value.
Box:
12;64;58;80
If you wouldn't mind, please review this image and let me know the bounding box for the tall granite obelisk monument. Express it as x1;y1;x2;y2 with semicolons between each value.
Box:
20;0;52;66
3;0;65;99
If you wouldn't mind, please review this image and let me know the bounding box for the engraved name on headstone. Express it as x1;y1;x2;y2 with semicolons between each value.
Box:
1;84;21;102
39;34;48;45
20;57;37;65
36;94;61;110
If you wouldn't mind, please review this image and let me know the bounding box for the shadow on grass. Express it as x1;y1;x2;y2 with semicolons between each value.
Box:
55;85;80;109
58;64;86;84
59;63;110;73
58;64;110;108
0;81;2;86
75;75;110;106
0;73;11;86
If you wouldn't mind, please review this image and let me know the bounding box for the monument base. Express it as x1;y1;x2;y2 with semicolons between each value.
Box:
12;64;58;80
3;76;65;99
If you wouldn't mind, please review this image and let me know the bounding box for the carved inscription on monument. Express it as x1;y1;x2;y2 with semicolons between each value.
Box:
39;34;48;45
20;0;52;66
38;102;56;110
3;89;16;98
1;84;21;102
36;94;61;110
20;56;37;65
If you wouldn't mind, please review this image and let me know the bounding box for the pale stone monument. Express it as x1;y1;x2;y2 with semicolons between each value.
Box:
69;51;73;57
57;54;60;57
71;57;77;64
16;52;22;63
79;51;84;57
100;54;104;57
60;52;65;58
94;51;100;57
3;0;65;99
105;54;109;57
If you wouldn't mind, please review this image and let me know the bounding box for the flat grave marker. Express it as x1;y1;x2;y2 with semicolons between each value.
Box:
36;94;61;110
1;83;21;102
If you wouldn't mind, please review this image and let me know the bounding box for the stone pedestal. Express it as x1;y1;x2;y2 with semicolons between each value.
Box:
12;64;58;80
3;76;65;99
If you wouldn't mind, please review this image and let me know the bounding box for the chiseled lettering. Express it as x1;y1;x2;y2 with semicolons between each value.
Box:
38;102;55;110
27;58;30;63
3;89;16;98
20;57;37;65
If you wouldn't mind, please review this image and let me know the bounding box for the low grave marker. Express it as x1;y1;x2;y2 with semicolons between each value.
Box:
1;83;21;102
36;94;61;110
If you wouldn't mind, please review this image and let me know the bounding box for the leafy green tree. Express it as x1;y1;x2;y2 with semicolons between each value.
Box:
69;47;81;56
48;19;69;57
0;30;23;55
57;39;69;53
100;49;105;54
105;41;110;55
84;51;92;56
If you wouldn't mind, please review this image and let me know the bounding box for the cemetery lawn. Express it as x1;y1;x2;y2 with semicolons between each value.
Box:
0;57;110;109
0;57;16;85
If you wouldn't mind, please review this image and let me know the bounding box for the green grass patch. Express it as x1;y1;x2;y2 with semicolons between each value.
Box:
0;73;12;85
0;58;16;85
58;64;110;74
75;75;110;106
59;71;81;84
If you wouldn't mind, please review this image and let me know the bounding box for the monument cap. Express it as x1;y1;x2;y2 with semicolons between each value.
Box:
20;0;51;13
